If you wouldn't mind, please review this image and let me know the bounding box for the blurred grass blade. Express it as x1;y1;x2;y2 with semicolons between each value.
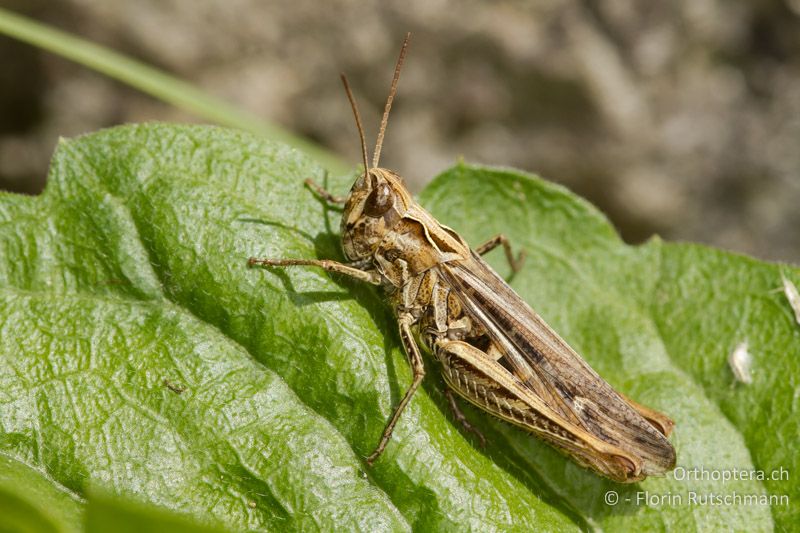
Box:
0;7;348;174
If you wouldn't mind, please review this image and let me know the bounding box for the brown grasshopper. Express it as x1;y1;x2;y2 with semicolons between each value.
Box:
249;34;676;482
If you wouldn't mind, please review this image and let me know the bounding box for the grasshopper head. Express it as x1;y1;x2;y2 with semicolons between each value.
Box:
338;33;413;261
340;167;411;261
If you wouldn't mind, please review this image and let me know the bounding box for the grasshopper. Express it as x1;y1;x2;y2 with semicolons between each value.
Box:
249;34;676;483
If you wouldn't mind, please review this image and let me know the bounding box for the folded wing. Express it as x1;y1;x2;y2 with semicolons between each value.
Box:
440;251;676;476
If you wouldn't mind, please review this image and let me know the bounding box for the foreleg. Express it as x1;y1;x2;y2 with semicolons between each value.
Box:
304;178;348;204
248;257;381;285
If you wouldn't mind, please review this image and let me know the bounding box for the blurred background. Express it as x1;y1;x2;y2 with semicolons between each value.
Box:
1;1;799;263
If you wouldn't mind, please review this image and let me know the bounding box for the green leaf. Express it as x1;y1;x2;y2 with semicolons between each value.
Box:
0;124;577;532
84;490;229;533
0;124;795;531
420;165;798;531
0;453;84;533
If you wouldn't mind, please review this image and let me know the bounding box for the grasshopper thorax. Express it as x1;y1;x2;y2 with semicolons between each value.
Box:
341;167;412;261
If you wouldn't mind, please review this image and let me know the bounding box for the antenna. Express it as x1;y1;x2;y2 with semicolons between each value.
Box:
372;32;411;168
340;74;370;174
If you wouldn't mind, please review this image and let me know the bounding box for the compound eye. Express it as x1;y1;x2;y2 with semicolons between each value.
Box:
364;183;393;217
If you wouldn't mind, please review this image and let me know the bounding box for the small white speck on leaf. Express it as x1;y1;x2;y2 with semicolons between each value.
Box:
728;341;753;385
781;273;800;327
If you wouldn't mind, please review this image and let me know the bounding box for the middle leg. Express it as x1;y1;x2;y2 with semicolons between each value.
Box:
475;234;526;273
366;315;426;465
